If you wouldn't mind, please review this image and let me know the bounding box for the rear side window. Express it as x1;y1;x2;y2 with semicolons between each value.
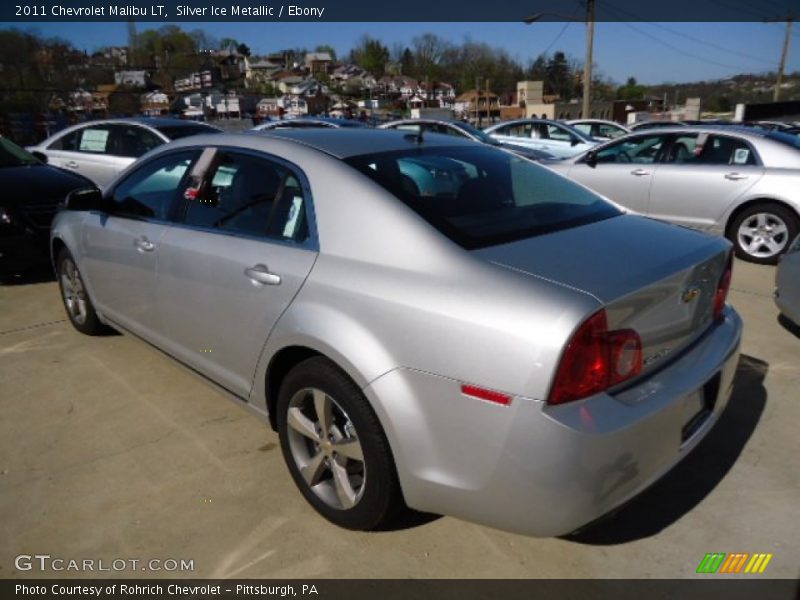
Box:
345;146;620;249
664;133;758;165
180;151;309;242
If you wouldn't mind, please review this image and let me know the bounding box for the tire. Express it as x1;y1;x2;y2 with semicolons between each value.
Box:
56;248;104;335
729;203;798;265
276;356;406;530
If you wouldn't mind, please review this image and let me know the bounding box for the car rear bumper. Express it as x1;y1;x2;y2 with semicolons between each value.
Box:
365;306;742;537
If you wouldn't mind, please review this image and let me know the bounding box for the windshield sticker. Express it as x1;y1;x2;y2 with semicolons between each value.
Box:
80;129;109;152
733;148;750;164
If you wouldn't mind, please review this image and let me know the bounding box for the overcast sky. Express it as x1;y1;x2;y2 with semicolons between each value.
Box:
8;21;798;85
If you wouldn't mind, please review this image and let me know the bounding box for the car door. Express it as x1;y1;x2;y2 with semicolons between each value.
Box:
43;124;123;188
649;133;764;231
79;149;199;343
563;133;668;214
155;148;319;398
540;122;591;158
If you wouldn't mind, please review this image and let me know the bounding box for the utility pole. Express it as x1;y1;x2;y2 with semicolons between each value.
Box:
475;76;481;126
774;18;793;102
486;78;491;124
582;0;595;119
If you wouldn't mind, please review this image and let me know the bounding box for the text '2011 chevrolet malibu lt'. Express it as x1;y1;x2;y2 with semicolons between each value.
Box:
51;130;742;536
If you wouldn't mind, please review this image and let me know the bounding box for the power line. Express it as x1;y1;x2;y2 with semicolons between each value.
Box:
604;11;757;73
604;1;776;66
540;23;571;56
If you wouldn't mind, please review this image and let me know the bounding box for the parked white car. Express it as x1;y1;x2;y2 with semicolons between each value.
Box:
567;119;630;140
483;119;598;158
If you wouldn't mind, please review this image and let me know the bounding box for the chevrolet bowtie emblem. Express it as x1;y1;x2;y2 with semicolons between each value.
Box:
680;286;702;304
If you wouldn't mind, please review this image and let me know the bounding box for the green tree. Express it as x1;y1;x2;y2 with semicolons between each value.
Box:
617;77;648;100
314;44;337;61
349;36;390;76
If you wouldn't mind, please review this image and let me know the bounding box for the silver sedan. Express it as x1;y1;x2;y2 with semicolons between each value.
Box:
775;235;800;326
547;126;800;264
27;118;221;188
51;130;741;536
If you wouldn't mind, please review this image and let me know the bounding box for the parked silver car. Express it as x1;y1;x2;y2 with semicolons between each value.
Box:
547;126;800;264
483;118;598;158
27;118;221;188
379;118;555;160
775;235;800;326
51;130;741;536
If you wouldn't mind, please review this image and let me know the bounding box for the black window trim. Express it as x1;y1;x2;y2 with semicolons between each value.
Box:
657;132;763;167
168;145;319;251
103;147;201;222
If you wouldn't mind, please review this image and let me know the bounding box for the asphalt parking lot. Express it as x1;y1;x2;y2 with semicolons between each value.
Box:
1;258;798;579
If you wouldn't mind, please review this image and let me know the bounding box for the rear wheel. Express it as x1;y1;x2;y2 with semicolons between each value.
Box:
57;248;103;335
729;203;798;265
276;356;406;530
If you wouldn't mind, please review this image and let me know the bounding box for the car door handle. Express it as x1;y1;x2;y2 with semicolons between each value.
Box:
630;169;650;176
64;160;79;169
244;264;281;285
133;237;155;252
724;172;748;181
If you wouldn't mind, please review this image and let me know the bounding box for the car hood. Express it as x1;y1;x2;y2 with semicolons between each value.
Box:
0;165;91;205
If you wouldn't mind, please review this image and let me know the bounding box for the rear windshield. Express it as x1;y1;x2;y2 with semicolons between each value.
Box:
345;146;621;249
155;124;221;140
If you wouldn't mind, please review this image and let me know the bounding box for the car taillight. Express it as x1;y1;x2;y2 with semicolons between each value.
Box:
713;252;733;321
548;309;642;405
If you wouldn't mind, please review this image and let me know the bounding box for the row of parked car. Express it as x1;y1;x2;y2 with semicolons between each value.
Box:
4;112;798;537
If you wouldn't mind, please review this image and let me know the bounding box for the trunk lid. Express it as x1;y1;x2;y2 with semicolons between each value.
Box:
473;214;731;376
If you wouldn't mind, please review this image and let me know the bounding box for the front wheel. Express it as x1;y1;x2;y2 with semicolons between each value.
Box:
57;248;104;335
729;203;798;265
276;356;406;530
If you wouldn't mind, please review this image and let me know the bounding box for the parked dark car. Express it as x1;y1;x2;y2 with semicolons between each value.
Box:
0;136;92;275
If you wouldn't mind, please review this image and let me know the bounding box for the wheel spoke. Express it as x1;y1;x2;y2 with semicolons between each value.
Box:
771;223;788;238
747;238;763;253
765;237;783;254
331;460;357;509
313;389;332;435
741;226;758;237
300;450;328;487
755;213;767;227
286;406;320;441
333;438;364;462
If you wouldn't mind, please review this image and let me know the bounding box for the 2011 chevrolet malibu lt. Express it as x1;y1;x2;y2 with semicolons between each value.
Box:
50;130;742;536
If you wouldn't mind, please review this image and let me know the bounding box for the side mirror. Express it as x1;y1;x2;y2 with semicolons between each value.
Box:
584;151;598;168
31;151;48;164
570;137;580;147
65;187;104;212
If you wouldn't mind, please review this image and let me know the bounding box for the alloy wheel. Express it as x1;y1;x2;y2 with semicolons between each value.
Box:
736;212;789;259
60;258;88;325
285;387;366;510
